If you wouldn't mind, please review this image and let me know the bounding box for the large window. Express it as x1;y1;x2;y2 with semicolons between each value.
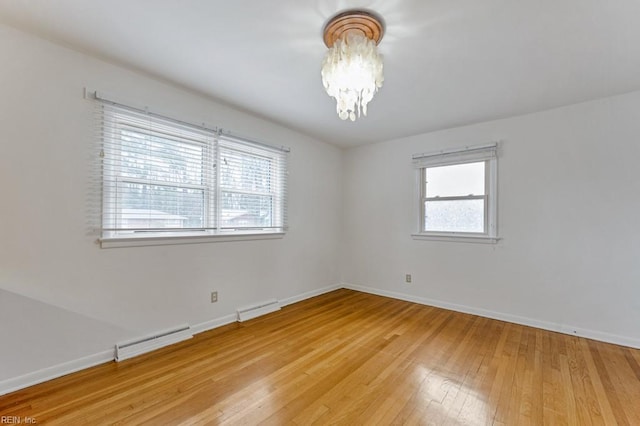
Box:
96;98;288;246
413;144;498;242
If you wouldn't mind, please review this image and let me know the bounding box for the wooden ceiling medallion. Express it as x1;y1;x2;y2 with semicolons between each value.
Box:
323;10;384;48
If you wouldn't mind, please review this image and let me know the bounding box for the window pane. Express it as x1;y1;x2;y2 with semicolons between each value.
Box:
220;148;272;193
424;199;485;233
221;192;273;228
120;129;204;186
426;162;485;197
119;182;205;229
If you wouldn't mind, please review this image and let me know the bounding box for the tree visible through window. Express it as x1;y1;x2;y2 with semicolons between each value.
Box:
219;143;281;230
117;127;207;230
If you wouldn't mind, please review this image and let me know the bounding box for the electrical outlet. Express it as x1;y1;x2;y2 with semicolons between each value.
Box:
211;291;218;303
405;274;412;283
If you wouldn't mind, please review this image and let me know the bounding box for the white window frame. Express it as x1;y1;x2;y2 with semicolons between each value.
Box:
411;143;499;244
93;92;289;248
102;112;214;239
216;137;287;234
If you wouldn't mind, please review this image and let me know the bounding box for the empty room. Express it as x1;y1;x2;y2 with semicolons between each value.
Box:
1;1;639;424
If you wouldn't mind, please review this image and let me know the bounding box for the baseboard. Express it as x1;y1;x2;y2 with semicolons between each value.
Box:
190;285;342;331
1;313;241;395
0;284;344;396
0;350;114;396
280;284;342;307
191;313;237;335
342;283;640;349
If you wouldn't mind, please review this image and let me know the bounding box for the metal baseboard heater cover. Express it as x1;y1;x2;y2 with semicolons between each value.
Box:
237;299;281;322
115;324;193;362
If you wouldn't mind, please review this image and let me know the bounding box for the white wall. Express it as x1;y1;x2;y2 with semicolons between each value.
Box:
3;16;640;394
0;23;343;386
0;289;129;392
342;91;640;347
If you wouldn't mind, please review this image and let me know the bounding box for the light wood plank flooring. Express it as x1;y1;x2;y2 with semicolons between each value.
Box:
1;289;639;425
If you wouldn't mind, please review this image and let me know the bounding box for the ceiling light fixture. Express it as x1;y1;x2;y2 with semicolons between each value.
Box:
321;10;385;121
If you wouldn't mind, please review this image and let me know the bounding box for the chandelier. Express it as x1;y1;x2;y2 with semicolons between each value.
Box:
321;10;385;121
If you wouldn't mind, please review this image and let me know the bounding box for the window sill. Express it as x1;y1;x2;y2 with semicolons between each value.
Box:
411;233;500;244
99;231;285;248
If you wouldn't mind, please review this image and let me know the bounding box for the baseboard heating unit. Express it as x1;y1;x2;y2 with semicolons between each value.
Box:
237;299;281;322
115;324;193;362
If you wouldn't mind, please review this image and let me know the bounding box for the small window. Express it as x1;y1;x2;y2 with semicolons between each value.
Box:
95;96;288;246
413;144;498;242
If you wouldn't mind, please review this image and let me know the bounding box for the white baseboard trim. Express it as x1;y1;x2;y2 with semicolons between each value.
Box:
191;313;237;335
342;283;640;349
0;284;343;396
280;284;342;307
0;350;114;396
193;284;341;331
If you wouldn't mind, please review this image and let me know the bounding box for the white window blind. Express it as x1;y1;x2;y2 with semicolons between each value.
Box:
94;95;288;243
218;136;288;231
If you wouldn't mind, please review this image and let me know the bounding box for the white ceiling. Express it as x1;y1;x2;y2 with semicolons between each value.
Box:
2;0;640;148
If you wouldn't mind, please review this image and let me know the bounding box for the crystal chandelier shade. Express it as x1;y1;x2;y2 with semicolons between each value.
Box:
321;10;385;122
321;34;384;121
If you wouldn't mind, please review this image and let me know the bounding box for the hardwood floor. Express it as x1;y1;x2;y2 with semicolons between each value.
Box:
1;289;639;425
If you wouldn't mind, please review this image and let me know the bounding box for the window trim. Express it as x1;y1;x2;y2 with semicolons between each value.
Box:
412;143;499;243
101;116;215;238
217;138;287;233
100;231;285;249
